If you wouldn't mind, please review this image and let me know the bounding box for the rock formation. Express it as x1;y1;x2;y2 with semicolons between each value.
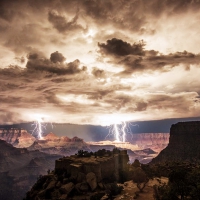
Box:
25;149;128;200
131;133;169;152
151;121;200;163
55;149;129;183
27;134;90;157
0;128;35;148
0;139;62;200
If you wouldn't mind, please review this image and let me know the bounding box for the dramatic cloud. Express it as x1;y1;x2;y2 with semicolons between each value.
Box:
48;10;84;33
0;0;200;125
99;38;200;74
98;38;145;56
50;51;66;63
26;52;86;75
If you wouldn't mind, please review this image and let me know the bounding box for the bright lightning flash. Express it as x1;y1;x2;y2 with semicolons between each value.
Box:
107;121;135;142
32;117;46;139
114;124;120;142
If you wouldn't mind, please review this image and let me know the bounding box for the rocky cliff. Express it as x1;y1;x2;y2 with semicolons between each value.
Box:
151;121;200;163
25;149;129;200
0;126;169;153
131;133;169;152
0;128;35;148
0;139;62;200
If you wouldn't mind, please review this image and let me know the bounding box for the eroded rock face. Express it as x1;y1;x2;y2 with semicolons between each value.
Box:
151;121;200;163
60;182;74;194
15;130;36;148
131;133;169;152
24;149;126;200
86;172;97;191
0;128;35;148
0;139;62;200
55;150;129;183
75;182;89;192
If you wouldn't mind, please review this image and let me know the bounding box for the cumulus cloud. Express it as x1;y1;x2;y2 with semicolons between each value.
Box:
50;51;66;63
98;38;200;74
26;51;86;75
98;38;145;56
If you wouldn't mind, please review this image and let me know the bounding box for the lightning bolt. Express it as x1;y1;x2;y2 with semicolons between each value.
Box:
30;114;55;139
114;124;120;142
122;121;126;142
31;118;46;139
106;121;139;142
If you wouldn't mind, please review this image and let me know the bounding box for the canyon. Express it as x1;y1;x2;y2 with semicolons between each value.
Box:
0;126;169;200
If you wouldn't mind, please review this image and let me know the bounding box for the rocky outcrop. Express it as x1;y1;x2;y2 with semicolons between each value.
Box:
0;139;62;200
86;172;97;191
0;128;35;148
25;149;127;200
27;135;90;158
15;130;36;148
43;132;59;141
55;149;129;183
151;121;200;163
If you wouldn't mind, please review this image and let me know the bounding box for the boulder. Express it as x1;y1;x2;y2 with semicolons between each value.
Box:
90;192;105;199
86;172;97;191
56;181;62;188
46;180;56;190
60;182;74;194
75;182;89;193
98;182;104;189
101;194;110;200
77;172;86;183
59;194;68;200
37;189;46;197
62;178;69;184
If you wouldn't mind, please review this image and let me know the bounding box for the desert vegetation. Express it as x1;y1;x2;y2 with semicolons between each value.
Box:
142;162;200;200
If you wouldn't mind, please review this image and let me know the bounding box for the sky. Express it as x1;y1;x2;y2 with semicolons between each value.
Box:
1;0;200;125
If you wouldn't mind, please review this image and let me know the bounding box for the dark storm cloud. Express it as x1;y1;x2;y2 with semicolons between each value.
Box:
1;0;200;124
99;38;200;74
0;110;22;124
26;52;86;75
48;10;83;33
79;0;200;33
0;8;16;22
145;92;200;113
1;0;200;58
122;51;200;73
50;51;66;63
102;91;199;114
98;38;145;56
15;56;26;64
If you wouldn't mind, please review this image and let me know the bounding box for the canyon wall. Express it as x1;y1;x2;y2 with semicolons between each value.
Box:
130;133;169;152
0;127;169;152
0;128;35;148
151;121;200;163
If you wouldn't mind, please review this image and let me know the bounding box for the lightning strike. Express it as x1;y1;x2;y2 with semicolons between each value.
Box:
106;121;134;142
122;121;126;142
30;114;55;139
106;121;139;142
114;124;120;142
31;117;46;139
